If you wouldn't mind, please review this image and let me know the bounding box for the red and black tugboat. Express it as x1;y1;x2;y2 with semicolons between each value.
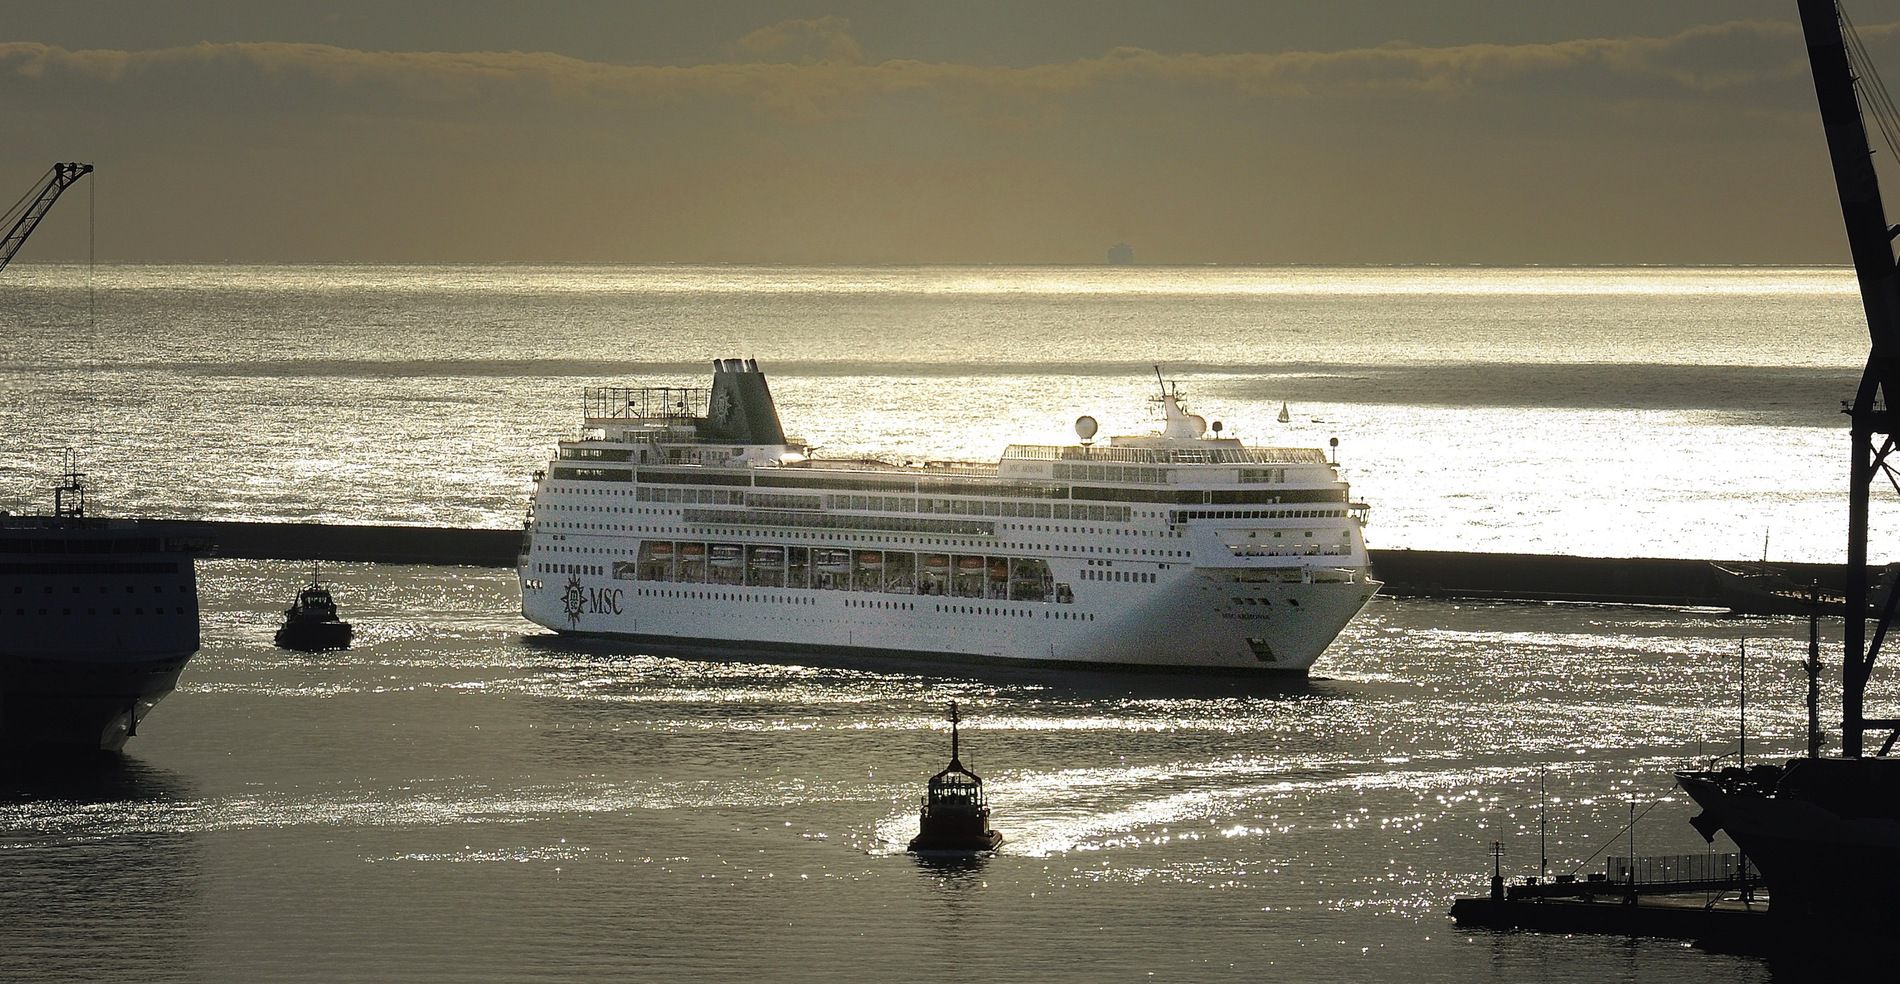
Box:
274;566;354;652
907;701;1004;856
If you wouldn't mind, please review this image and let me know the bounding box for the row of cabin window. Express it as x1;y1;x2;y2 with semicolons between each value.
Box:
1081;569;1156;584
620;556;1071;604
537;563;603;576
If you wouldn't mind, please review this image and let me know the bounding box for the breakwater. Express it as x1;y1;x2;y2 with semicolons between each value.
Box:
145;519;520;569
144;519;1848;608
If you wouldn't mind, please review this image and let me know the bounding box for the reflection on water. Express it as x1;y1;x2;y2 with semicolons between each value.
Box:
0;759;203;984
0;561;1826;981
0;264;1882;561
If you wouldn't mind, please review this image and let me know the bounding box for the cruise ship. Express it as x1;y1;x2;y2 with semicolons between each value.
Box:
1;463;207;751
518;360;1379;673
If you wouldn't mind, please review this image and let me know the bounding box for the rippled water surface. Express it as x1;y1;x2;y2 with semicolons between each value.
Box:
2;265;1885;979
0;264;1884;561
6;561;1875;982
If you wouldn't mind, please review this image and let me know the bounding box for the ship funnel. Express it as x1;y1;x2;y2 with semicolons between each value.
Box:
699;358;787;445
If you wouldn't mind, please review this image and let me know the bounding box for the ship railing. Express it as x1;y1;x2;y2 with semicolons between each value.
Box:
1227;544;1354;558
584;385;708;422
919;460;1000;476
1003;444;1327;465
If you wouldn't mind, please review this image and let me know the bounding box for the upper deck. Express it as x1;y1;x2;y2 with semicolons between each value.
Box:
0;515;212;556
550;360;1355;498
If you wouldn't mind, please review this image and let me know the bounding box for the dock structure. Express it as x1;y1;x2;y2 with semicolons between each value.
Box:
129;519;1865;609
1452;847;1900;967
1451;853;1769;951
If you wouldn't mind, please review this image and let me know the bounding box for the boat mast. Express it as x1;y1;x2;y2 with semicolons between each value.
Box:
1798;0;1900;758
948;700;960;764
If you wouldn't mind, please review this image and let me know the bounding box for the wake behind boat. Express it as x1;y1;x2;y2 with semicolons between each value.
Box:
517;360;1378;674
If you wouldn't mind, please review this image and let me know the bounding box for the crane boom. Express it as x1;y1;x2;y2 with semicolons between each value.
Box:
1798;0;1900;757
0;162;93;273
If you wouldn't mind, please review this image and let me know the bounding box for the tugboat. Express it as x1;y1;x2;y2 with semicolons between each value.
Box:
274;567;353;652
907;701;1004;856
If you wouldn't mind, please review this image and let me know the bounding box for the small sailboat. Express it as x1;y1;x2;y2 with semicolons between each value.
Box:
907;701;1004;856
274;565;354;652
1277;401;1291;424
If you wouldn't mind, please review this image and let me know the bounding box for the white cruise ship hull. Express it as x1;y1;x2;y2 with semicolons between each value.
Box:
524;563;1377;674
518;360;1382;677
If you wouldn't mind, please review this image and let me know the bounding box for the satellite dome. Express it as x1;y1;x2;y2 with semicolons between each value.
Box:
1075;415;1098;442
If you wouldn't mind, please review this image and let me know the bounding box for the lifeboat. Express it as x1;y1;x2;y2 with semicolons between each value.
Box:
857;551;885;569
647;542;675;560
710;545;743;567
956;556;986;573
816;549;851;571
678;543;707;560
988;561;1009;579
749;546;785;566
923;554;949;572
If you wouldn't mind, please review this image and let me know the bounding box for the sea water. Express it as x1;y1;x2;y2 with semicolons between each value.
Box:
0;264;1880;561
0;266;1881;981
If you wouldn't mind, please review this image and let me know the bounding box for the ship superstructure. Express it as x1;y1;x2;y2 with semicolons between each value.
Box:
518;359;1379;673
0;463;206;751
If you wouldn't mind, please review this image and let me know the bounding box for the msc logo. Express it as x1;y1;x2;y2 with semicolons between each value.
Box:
560;575;623;627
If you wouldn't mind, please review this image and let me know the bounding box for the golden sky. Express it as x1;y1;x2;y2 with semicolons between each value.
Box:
5;1;1897;264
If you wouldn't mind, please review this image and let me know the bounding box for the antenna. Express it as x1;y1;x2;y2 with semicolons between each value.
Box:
1539;766;1548;882
1488;841;1506;902
1808;582;1824;758
1627;799;1636;886
53;447;86;519
949;700;961;763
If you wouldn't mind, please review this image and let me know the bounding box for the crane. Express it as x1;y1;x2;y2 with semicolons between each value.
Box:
1799;0;1900;756
0;162;93;273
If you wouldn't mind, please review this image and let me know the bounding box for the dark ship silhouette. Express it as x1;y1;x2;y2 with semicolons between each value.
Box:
274;567;353;652
907;701;1003;856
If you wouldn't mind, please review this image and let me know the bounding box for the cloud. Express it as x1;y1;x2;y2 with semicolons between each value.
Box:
3;17;1896;263
4;18;1885;123
731;16;863;65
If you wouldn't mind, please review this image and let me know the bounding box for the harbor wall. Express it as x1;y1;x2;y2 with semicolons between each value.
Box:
146;520;520;569
147;520;1851;608
1369;548;1843;607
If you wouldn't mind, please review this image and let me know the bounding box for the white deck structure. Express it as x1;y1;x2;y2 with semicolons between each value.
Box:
519;360;1378;674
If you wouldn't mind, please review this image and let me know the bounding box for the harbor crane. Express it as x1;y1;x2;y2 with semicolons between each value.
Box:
1801;0;1900;756
0;163;93;274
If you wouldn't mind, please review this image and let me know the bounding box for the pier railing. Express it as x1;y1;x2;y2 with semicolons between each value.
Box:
1607;853;1758;887
1505;853;1758;900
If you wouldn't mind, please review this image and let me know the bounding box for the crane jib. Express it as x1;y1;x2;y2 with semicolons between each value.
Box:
0;162;94;274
